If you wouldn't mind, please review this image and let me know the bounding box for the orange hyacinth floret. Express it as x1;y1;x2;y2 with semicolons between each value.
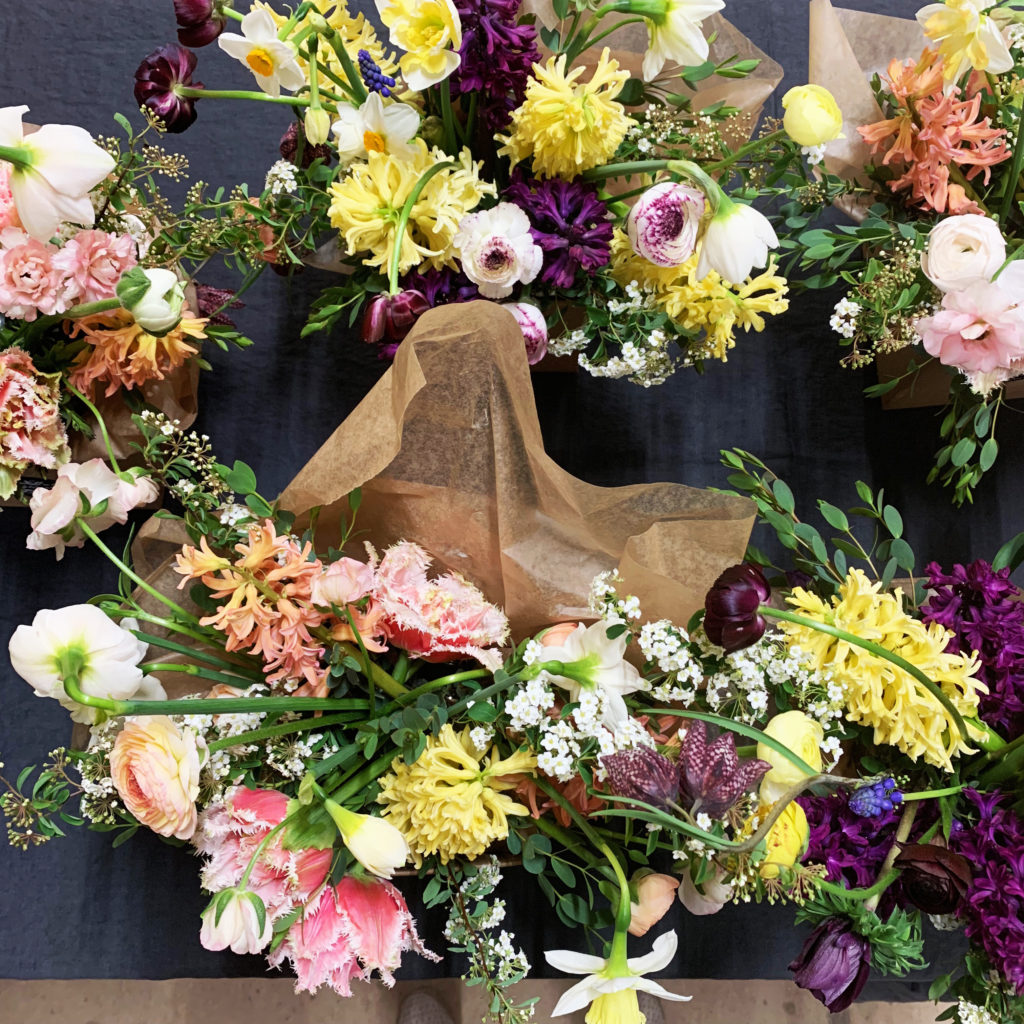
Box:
68;308;206;396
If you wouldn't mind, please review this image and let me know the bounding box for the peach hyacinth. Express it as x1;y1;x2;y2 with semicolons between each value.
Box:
109;716;205;840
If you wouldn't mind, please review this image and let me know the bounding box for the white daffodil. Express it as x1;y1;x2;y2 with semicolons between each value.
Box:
8;604;163;724
545;930;691;1023
536;621;644;731
0;105;115;242
917;0;1013;83
696;195;779;284
331;92;421;164
218;9;305;97
631;0;726;81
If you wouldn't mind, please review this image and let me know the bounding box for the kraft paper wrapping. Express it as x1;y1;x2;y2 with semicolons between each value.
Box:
278;301;755;635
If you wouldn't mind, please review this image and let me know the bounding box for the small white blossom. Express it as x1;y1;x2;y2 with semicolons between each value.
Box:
264;159;299;195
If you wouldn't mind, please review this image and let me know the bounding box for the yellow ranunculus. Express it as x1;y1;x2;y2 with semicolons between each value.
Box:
758;800;809;880
781;84;844;147
757;710;823;805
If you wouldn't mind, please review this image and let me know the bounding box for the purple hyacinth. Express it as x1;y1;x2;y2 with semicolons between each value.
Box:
400;267;480;309
450;0;540;134
503;173;614;289
922;560;1024;739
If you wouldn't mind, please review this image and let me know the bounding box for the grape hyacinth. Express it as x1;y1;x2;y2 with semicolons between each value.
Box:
358;49;396;97
848;777;903;818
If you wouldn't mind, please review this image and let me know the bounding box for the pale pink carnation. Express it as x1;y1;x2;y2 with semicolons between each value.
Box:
0;164;19;231
194;787;332;924
915;280;1024;394
372;541;509;670
0;347;69;498
53;229;136;303
0;227;72;321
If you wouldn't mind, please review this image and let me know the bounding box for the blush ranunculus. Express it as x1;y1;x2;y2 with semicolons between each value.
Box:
453;202;543;299
53;229;136;303
0;227;71;320
109;716;205;840
921;214;1006;292
628;872;680;937
627;181;704;267
502;301;548;364
311;556;374;607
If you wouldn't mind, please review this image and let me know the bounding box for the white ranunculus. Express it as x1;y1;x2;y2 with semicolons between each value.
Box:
331;92;420;164
217;8;305;97
117;267;185;334
922;215;1007;293
200;890;272;955
0;105;115;242
8;604;162;723
696;196;778;284
627;181;705;267
453;202;543;299
501;301;548;364
639;0;726;81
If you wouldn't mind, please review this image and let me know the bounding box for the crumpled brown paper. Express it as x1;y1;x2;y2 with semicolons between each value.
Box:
279;301;754;635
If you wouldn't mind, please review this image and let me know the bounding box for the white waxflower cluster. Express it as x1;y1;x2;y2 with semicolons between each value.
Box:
637;619;704;701
801;143;827;165
606;280;646;314
830;297;861;339
579;339;675;387
957;1000;998;1024
217;503;251;526
588;570;641;623
470;725;495;751
265;734;322;780
505;676;556;730
548;327;590;356
487;930;531;983
264;159;299;195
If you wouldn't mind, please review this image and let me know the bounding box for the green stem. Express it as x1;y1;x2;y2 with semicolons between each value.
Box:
65;385;121;474
386;160;457;293
759;606;970;743
572;16;647;55
311;742;361;780
330;750;397;802
581;158;672;183
999;112;1024;225
704;130;788;173
865;802;918;913
239;819;289;888
207;712;359;753
78;520;199;624
446;674;519;718
142;661;261;687
816;870;900;903
386;669;491;709
901;784;963;801
177;87;311;108
63;298;122;320
335;640;407;699
326;29;367;103
129;630;263;679
0;143;31;170
106;608;252;664
439;77;459;153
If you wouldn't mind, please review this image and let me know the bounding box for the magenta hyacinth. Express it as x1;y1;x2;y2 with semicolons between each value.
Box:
134;43;203;133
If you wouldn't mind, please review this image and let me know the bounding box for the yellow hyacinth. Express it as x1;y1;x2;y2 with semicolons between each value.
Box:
499;49;630;180
377;725;536;865
327;140;494;274
609;230;789;361
779;569;986;771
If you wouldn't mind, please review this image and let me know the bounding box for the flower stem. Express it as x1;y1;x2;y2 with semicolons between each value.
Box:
335;640;407;698
329;750;397;803
446;674;519;717
440;77;459;152
581;159;673;183
63;297;122;319
385;669;491;709
207;711;360;753
865;802;918;913
999;116;1024;225
901;784;963;801
141;661;261;687
325;29;367;103
128;629;263;679
758;605;970;743
177;87;311;108
386;160;457;293
65;384;121;474
703;130;788;173
0;143;32;170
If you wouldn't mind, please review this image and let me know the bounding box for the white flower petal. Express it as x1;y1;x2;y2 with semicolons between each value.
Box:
0;104;29;147
240;7;277;40
626;929;678;974
27;124;115;197
550;974;606;1016
544;948;607;974
217;33;254;60
632;977;692;1002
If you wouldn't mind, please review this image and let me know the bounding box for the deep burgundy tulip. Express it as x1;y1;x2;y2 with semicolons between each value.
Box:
134;43;203;133
174;0;227;47
894;843;973;915
703;563;771;652
789;918;871;1013
601;747;680;810
678;719;770;817
361;291;431;347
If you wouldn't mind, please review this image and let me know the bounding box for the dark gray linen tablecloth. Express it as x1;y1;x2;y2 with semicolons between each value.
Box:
0;0;998;995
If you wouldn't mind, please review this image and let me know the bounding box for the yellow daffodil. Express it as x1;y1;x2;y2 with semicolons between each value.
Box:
780;569;986;771
377;0;462;91
499;49;630;180
377;725;536;865
917;0;1013;82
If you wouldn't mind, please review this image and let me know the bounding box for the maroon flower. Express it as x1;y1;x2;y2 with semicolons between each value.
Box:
678;720;770;817
194;282;243;328
362;291;431;349
703;563;771;652
134;44;203;133
790;918;871;1013
894;842;972;915
278;122;333;169
173;0;227;47
601;747;679;810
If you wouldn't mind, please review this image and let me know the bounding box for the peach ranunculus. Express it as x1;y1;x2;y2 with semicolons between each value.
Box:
109;716;205;840
539;621;582;648
628;872;680;937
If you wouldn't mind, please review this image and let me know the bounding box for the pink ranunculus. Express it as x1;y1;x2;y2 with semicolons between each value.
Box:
372;541;510;671
678;866;735;916
52;229;136;303
0;347;69;498
502;301;548;364
0;227;71;321
628;872;680;937
193;787;332;922
311;556;374;608
627;181;705;267
915;281;1024;391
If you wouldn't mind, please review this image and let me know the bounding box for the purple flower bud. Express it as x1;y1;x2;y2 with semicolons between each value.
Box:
174;0;227;47
789;918;871;1013
601;747;680;809
134;44;203;133
361;291;430;348
894;843;972;915
627;182;705;267
703;563;771;652
678;720;771;817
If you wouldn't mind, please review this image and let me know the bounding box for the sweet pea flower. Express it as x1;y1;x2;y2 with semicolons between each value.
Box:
324;800;410;879
0;105;115;242
453;202;543;299
200;889;272;955
110;716;205;840
628;873;680;937
696;195;778;284
502;301;548;364
311;557;374;608
545;930;691;1020
376;0;462;91
631;0;726;81
8;603;161;724
218;9;305;97
116;266;186;334
332;92;420;165
627;181;704;267
922;215;1006;293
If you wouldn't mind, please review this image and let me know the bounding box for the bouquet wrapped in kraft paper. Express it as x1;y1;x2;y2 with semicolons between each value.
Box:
279;301;755;636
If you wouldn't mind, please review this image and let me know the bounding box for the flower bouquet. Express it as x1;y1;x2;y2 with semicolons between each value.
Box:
133;0;849;384
5;305;1024;1023
796;0;1024;504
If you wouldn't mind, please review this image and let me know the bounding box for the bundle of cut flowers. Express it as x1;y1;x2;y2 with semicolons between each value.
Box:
4;407;1024;1023
132;0;852;384
794;0;1024;505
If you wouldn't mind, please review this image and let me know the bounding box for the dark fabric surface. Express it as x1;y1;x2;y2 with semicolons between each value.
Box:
0;0;998;997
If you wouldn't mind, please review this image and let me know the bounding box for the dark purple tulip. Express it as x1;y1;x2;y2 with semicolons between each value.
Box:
601;747;680;810
678;720;770;817
789;918;871;1013
361;291;431;347
134;44;203;133
703;563;771;652
894;843;972;915
174;0;227;47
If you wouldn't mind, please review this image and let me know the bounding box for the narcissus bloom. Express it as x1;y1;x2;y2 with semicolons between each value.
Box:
324;800;410;878
917;0;1013;82
332;92;420;165
376;0;463;91
630;0;726;81
218;8;305;96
